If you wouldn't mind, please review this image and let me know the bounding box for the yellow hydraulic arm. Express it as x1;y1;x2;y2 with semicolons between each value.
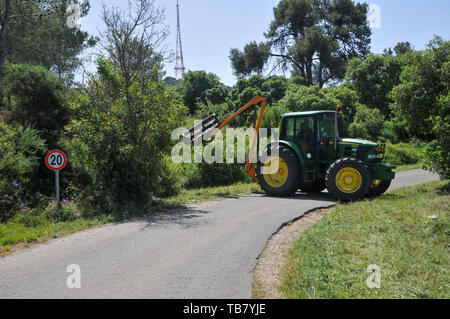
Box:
182;96;267;181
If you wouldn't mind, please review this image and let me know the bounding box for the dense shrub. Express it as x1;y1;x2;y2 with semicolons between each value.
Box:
381;117;410;143
176;71;224;114
196;101;233;123
154;156;184;198
64;59;187;214
0;64;71;147
390;37;449;177
425;140;450;179
182;162;249;189
261;104;289;130
348;105;384;141
0;122;46;221
385;143;423;165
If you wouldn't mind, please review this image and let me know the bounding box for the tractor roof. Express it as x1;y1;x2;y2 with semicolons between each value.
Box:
282;110;336;118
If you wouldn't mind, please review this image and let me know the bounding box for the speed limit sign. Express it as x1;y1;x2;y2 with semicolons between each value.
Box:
45;150;67;206
45;150;67;171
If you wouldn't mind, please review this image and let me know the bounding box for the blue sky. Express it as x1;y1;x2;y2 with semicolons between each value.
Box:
80;0;450;86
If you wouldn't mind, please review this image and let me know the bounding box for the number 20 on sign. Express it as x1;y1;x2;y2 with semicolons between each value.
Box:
45;150;67;206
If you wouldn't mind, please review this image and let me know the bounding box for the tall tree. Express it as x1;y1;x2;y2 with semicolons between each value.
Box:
100;0;169;100
176;70;223;114
0;0;97;84
229;0;371;87
390;36;449;138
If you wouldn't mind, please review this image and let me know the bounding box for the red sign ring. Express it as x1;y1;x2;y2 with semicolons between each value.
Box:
45;150;67;171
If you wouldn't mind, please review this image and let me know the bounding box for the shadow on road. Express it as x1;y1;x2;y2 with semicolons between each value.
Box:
244;191;337;203
140;207;211;230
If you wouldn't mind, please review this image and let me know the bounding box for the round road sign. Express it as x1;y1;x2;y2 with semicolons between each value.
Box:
45;150;67;171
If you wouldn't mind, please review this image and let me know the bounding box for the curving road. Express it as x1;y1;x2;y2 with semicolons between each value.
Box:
0;169;439;299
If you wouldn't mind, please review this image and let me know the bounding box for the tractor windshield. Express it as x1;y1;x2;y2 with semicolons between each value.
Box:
317;113;336;141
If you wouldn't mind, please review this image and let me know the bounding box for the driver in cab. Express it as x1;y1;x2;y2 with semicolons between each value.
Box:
296;121;314;157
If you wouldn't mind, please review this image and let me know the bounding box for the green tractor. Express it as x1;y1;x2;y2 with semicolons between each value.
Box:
257;108;396;201
183;97;396;201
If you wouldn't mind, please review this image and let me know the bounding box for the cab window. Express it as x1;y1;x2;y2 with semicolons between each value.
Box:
318;113;335;141
283;117;297;141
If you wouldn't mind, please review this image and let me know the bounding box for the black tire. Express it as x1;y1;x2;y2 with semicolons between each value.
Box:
299;180;326;193
325;157;372;201
367;179;391;197
257;145;301;196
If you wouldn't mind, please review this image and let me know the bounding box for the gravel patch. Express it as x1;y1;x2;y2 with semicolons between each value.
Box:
253;206;335;299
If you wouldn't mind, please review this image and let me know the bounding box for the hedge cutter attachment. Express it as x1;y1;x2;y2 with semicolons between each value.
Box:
181;96;267;181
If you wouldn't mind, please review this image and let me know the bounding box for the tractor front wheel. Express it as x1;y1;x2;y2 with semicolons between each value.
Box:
257;145;300;196
325;157;372;201
367;179;391;197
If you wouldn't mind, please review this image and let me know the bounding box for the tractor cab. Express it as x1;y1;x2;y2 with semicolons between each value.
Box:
280;111;337;165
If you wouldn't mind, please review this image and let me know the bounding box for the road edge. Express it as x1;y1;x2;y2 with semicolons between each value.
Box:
252;205;336;299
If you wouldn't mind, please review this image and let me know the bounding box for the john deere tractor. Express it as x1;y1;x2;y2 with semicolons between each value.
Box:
183;97;396;201
257;108;396;201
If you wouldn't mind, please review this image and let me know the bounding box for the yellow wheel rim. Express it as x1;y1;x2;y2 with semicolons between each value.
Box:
371;179;382;188
263;156;289;188
335;167;362;194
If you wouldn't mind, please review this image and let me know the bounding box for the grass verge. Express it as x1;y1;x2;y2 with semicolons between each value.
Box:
161;182;262;206
280;180;449;299
394;162;425;172
0;182;261;256
0;214;112;256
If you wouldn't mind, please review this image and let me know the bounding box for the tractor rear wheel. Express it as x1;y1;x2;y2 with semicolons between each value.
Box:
367;179;391;197
325;157;372;201
299;180;326;193
257;145;300;196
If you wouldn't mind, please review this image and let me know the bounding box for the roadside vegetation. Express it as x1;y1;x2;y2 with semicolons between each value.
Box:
0;182;261;255
281;180;450;298
1;0;449;253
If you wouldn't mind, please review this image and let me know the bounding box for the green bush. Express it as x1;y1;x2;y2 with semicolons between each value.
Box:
154;156;183;198
381;117;410;143
64;59;187;215
196;101;233;122
182;162;249;189
44;199;83;223
385;142;423;165
261;104;289;130
423;93;450;179
348;105;384;141
0;64;71;147
0;122;47;221
179;129;254;189
424;140;450;179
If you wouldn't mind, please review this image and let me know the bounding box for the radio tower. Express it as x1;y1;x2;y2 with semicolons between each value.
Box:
174;0;186;79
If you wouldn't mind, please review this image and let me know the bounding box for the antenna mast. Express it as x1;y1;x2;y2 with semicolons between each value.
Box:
174;0;186;79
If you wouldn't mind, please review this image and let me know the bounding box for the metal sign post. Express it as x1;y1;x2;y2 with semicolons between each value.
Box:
45;150;67;206
55;170;60;206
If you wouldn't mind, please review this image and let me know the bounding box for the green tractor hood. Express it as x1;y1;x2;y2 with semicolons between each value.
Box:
340;138;378;147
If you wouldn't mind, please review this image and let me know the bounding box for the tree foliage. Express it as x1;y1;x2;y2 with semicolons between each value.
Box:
100;0;168;95
390;37;449;137
177;70;225;114
0;0;97;84
348;105;384;141
390;36;450;177
230;0;371;87
0;122;46;220
0;63;71;147
346;54;403;116
65;59;187;208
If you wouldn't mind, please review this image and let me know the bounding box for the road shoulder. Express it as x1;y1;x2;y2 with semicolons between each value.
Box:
253;206;334;298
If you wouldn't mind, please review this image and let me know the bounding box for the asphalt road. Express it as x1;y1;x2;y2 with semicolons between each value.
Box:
0;169;439;299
